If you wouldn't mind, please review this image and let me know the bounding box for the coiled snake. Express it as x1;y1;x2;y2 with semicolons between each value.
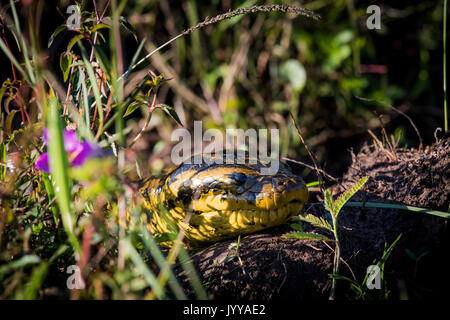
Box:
140;152;308;245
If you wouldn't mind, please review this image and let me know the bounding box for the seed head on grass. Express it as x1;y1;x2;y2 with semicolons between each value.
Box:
182;4;321;36
124;4;321;78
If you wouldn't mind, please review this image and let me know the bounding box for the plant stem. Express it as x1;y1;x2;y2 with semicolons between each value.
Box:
330;213;341;300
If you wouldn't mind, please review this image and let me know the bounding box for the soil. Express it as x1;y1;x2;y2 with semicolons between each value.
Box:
176;133;450;300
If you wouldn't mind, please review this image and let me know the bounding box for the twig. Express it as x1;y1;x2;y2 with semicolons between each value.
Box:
322;241;357;283
377;114;395;152
367;129;397;161
289;112;325;193
390;105;423;151
282;157;338;182
127;90;158;149
277;260;288;294
355;96;423;151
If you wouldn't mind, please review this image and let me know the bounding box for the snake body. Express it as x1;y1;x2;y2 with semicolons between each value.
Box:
140;152;308;244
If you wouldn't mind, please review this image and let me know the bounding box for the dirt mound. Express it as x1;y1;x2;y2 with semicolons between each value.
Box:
177;135;450;300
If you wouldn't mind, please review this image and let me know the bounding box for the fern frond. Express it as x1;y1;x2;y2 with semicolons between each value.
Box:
297;214;333;232
282;231;333;242
333;176;369;217
324;189;335;214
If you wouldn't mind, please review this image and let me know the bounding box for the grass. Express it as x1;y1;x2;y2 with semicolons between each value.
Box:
0;0;447;300
344;202;450;219
0;1;322;300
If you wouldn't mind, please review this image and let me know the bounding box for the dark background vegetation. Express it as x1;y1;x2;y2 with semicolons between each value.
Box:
1;0;446;180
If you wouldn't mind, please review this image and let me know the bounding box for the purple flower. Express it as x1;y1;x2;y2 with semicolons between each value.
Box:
35;152;50;173
36;128;103;173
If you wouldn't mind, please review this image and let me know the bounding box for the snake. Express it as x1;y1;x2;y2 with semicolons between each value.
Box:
140;152;308;245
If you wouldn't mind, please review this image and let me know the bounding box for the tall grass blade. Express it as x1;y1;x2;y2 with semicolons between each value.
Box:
178;246;208;300
80;45;104;139
344;201;450;219
121;238;166;299
0;38;27;80
140;226;187;300
47;97;81;255
9;0;35;84
0;255;41;280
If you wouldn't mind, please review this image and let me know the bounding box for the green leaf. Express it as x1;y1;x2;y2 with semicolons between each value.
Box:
153;232;178;244
123;100;145;118
335;29;354;44
5;110;18;136
67;34;85;53
0;86;7;108
297;214;333;232
329;274;356;283
279;59;307;93
48;25;68;48
119;16;137;41
93;45;112;81
49;245;70;263
60;52;73;82
157;104;183;127
417;251;428;261
324;189;335;215
379;234;402;267
95;31;107;44
306;180;322;187
362;234;402;290
333;176;369;217
0;142;6;180
0;255;41;280
25;262;49;299
90;23;112;33
404;248;417;261
290;223;304;232
282;231;333;242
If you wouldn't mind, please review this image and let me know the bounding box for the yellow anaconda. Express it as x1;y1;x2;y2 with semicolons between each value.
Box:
140;152;308;245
